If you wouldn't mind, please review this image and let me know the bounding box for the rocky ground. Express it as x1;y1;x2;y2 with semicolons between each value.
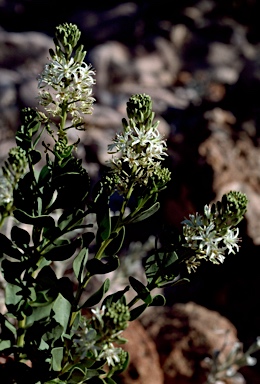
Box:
1;0;260;382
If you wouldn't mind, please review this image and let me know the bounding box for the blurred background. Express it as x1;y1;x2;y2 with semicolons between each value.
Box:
1;0;260;382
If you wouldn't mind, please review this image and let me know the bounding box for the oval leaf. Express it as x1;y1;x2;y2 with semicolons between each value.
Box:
13;209;55;228
150;294;166;306
131;202;160;223
11;226;30;247
81;279;110;308
129;303;148;321
87;256;119;275
44;238;81;261
73;247;89;283
129;276;152;304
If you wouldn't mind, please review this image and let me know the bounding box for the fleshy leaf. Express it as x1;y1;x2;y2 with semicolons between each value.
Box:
51;347;64;371
105;225;125;256
87;256;119;275
102;286;129;308
53;293;71;333
73;247;89;283
130;202;160;223
129;276;152;305
13;209;55;228
95;192;111;242
150;294;166;306
0;233;23;260
81;279;110;308
29;149;41;165
43;238;81;261
129;303;148;321
11;226;30;247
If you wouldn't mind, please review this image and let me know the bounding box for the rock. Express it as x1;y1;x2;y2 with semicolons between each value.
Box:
133;37;180;87
141;302;240;384
199;115;260;244
117;320;164;384
0;69;20;133
0;30;53;74
89;41;130;94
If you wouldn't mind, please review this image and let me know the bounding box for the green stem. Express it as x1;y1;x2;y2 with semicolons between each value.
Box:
94;237;114;260
17;316;26;348
59;106;67;131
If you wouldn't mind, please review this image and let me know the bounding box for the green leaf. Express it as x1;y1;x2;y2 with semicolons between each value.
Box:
11;226;30;247
0;233;23;260
129;303;148;321
81;279;110;308
131;202;160;223
150;294;166;306
144;251;179;286
44;238;81;261
87;370;106;380
5;283;23;307
82;232;95;247
38;164;51;184
129;276;152;305
87;256;119;275
0;340;11;351
95;193;111;242
58;277;75;305
29;149;41;164
13;209;55;228
73;247;88;283
39;338;49;350
106;378;117;384
105;225;125;256
51;347;64;371
1;259;27;283
0;314;16;350
25;303;54;327
53;293;71;333
102;286;129;308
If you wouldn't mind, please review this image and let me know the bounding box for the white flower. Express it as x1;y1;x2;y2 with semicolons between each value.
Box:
98;343;121;366
38;54;95;121
107;121;167;184
223;228;240;254
91;305;106;324
182;206;241;272
246;356;257;366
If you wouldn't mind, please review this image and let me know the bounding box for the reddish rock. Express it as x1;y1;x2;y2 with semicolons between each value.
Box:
117;320;164;384
141;302;240;384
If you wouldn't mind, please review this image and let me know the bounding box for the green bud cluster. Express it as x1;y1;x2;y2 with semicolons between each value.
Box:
211;191;248;229
3;147;27;179
113;349;128;372
51;23;86;64
103;302;130;333
55;23;81;51
150;167;171;191
126;93;154;126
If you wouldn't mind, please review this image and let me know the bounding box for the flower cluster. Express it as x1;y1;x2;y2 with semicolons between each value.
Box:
107;94;168;187
0;146;28;223
204;333;260;383
38;23;95;126
182;191;248;273
72;303;129;369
